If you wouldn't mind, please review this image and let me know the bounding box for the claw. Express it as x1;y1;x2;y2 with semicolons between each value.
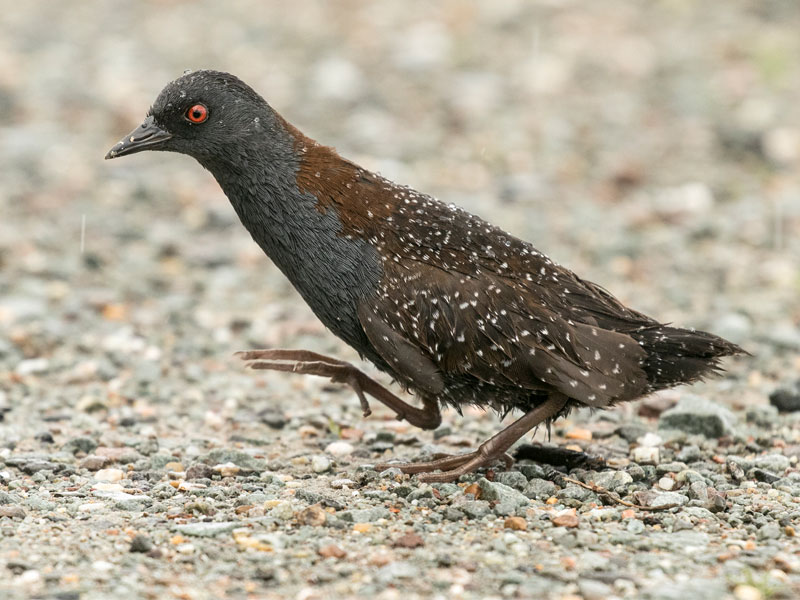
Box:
235;348;441;430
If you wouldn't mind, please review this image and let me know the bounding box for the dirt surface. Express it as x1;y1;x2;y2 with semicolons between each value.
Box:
1;1;799;599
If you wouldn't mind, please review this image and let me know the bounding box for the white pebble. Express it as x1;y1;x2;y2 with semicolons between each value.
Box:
636;432;663;447
91;560;114;573
325;441;354;457
213;462;240;477
658;477;675;491
311;456;332;473
632;446;660;465
15;358;50;376
176;543;195;555
330;478;356;489
94;468;125;482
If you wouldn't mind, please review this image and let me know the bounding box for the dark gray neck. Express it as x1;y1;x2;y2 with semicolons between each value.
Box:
197;124;383;353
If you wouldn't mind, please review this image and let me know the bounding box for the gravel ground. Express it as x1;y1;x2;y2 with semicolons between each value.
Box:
1;1;800;599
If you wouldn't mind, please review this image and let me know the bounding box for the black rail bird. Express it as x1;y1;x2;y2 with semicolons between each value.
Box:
106;70;744;482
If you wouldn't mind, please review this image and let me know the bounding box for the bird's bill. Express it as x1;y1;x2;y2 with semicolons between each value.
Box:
105;116;172;159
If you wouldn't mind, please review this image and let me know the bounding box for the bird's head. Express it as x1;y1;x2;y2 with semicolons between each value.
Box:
105;70;279;163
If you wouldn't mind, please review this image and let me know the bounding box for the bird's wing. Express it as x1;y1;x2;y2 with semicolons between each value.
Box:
360;264;649;407
357;302;445;396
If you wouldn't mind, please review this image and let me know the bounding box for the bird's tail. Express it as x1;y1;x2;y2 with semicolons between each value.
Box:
631;325;746;390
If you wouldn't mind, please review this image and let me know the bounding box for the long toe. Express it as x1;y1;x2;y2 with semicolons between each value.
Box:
376;452;474;475
416;452;510;484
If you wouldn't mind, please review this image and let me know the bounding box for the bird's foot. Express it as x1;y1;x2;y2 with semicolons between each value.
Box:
237;349;373;416
376;394;570;483
236;348;441;429
376;450;514;483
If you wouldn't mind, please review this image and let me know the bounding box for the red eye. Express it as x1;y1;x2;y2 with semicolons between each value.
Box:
186;104;208;123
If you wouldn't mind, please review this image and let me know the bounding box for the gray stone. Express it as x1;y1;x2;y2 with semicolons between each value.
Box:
407;485;434;501
311;456;332;473
523;478;557;500
649;579;728;600
557;484;596;502
24;495;55;512
173;521;239;537
626;519;645;534
185;463;215;480
432;483;460;498
376;561;419;583
578;579;614;600
477;478;529;507
590;470;633;492
61;437;98;455
338;507;390;523
494;471;527;491
769;383;800;412
633;490;689;508
461;501;491;519
444;507;465;521
0;506;26;519
659;395;736;437
518;464;547;480
131;437;159;456
687;481;710;502
675;469;705;484
129;534;153;553
148;454;176;470
4;456;62;474
268;502;294;521
753;453;790;474
676;444;703;463
492;501;516;516
201;449;267;472
393;485;413;497
758;521;781;540
378;467;404;478
656;461;687;474
615;424;648;443
746;405;779;427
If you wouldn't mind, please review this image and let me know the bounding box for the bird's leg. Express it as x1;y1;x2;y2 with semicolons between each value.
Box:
377;394;569;483
237;349;441;430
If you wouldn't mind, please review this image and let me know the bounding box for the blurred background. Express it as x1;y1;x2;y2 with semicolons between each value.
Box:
0;0;800;412
1;1;799;418
1;1;798;400
1;1;799;598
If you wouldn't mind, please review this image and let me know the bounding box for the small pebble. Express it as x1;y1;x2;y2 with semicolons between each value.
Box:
330;478;356;489
552;510;579;528
658;477;675;490
94;468;125;482
504;516;527;531
297;504;327;527
733;584;763;600
324;441;355;457
632;446;660;465
393;532;425;548
80;456;109;471
129;535;153;553
318;544;346;559
311;456;332;473
213;462;241;477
